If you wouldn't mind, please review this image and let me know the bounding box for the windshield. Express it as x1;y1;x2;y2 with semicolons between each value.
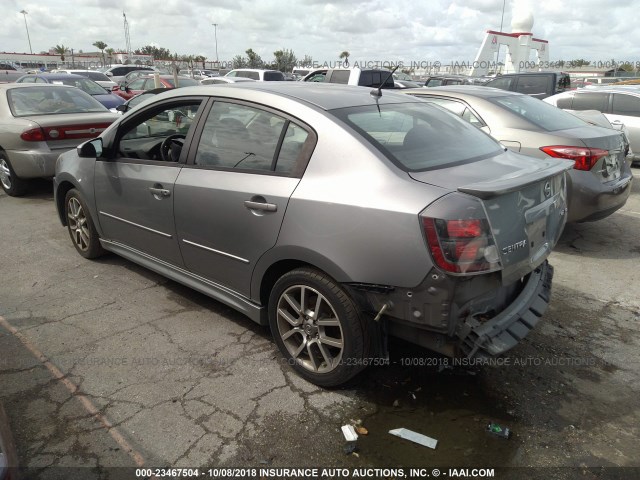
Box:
331;102;502;171
51;77;109;95
490;94;588;131
8;86;108;116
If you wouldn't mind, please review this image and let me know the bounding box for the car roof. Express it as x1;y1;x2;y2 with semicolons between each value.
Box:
402;85;521;99
20;73;87;80
153;82;424;111
573;86;640;94
228;68;281;73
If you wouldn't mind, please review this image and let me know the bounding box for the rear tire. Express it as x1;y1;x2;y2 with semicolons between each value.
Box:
268;268;369;387
65;188;106;259
0;153;29;197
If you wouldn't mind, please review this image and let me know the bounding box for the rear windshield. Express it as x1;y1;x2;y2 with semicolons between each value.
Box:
8;87;108;116
331;102;502;171
164;77;200;88
51;77;108;95
489;94;587;131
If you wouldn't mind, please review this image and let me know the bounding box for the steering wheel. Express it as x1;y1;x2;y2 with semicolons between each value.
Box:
160;134;186;162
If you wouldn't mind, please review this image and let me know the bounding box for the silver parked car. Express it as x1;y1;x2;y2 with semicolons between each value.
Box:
402;86;634;222
545;86;640;165
0;83;118;196
54;83;570;386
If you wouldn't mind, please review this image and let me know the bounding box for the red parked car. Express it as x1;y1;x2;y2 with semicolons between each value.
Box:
112;75;199;100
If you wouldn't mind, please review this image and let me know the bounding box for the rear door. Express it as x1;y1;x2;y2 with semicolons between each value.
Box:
174;100;316;297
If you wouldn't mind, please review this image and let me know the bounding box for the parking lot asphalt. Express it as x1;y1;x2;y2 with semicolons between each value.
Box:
1;169;639;479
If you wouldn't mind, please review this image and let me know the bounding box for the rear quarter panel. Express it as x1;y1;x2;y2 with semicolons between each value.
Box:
256;111;449;290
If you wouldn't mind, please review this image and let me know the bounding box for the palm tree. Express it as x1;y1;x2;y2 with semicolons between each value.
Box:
339;50;350;66
105;48;115;66
54;44;67;63
93;41;108;66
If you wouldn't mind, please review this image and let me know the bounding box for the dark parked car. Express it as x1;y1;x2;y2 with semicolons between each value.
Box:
484;72;571;99
54;83;570;386
402;86;633;222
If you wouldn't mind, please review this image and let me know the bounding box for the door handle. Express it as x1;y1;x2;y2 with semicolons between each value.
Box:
244;200;277;212
149;186;171;198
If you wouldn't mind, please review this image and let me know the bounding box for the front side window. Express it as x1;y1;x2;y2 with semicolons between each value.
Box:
194;101;309;174
331;102;502;171
118;100;203;161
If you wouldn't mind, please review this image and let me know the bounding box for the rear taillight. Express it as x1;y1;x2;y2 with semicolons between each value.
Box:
20;127;46;142
20;123;111;142
540;145;608;171
422;217;501;274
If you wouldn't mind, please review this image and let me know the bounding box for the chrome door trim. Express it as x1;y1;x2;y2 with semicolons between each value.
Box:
99;211;173;238
182;239;250;264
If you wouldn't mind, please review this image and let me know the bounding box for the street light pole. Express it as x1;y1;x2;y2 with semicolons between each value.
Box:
20;10;33;54
212;23;219;65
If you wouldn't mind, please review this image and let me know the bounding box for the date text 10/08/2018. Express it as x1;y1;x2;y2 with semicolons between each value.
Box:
134;467;496;478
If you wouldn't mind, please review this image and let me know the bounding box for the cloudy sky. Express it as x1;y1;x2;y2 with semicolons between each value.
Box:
2;0;639;67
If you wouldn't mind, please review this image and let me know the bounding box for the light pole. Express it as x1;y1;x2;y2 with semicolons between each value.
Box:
499;0;506;32
212;23;219;65
20;10;33;54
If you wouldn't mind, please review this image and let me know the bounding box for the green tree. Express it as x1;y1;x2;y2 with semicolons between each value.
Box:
54;44;68;63
246;48;263;68
569;58;590;67
105;48;115;65
339;50;350;66
135;45;172;60
194;55;206;69
300;54;313;67
93;41;108;66
273;49;297;72
232;55;248;69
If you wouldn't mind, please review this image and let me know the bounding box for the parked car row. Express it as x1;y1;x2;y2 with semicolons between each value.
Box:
0;78;634;387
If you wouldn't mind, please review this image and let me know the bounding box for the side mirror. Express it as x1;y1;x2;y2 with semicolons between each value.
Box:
105;72;113;77
77;138;103;158
116;104;128;114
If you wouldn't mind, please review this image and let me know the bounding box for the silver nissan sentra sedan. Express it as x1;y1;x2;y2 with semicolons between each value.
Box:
54;83;571;386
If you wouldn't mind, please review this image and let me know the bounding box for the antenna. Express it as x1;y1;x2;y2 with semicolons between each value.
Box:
370;65;399;98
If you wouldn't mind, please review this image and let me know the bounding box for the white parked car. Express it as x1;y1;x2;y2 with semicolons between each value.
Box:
225;69;285;81
52;69;117;91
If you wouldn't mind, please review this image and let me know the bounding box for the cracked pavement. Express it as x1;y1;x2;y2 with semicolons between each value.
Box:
1;170;639;479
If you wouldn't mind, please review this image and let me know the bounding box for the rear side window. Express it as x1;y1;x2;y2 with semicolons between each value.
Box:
612;94;640;117
419;97;486;126
194;102;308;175
485;77;514;91
331;103;502;171
329;70;350;84
425;78;443;87
555;95;573;109
264;71;285;81
491;94;587;131
358;71;394;87
572;92;608;112
236;71;259;80
515;76;548;95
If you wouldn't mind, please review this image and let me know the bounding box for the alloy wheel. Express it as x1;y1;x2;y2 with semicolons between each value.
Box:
67;197;90;252
0;159;12;191
276;285;344;374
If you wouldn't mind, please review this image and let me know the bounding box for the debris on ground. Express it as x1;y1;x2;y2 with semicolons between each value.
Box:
355;426;369;436
389;428;438;449
392;399;400;408
486;422;511;439
344;441;358;455
341;424;358;442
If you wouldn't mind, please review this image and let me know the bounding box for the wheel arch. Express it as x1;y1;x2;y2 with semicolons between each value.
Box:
253;247;352;310
55;179;77;226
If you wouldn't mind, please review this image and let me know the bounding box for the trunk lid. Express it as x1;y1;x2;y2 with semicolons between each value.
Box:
412;150;572;283
21;112;118;150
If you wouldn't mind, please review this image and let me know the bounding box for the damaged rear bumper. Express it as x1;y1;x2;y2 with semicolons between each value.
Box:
458;261;553;358
349;261;553;359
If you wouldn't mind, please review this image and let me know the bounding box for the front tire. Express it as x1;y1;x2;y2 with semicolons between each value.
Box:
0;153;29;197
268;268;369;387
65;188;105;259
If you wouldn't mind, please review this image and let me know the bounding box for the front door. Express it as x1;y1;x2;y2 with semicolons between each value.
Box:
95;97;205;267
